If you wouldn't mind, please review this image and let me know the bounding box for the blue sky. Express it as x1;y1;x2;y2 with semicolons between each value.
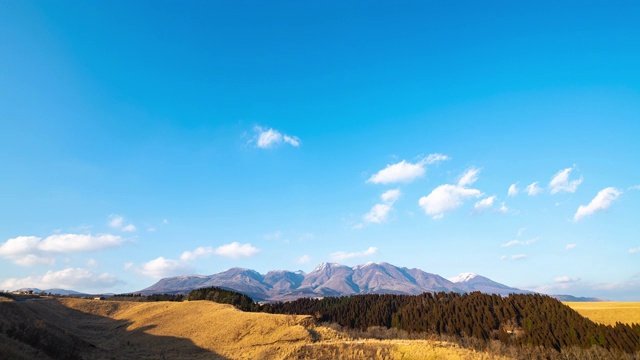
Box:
1;1;639;300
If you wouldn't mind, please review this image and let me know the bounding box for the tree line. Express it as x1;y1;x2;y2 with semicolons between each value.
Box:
105;287;640;355
259;291;640;354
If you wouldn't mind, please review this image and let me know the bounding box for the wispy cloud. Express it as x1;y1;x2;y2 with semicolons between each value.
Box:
214;242;260;258
418;168;482;219
554;275;580;284
629;247;640;254
458;168;480;187
108;215;136;232
180;246;214;261
134;257;193;278
252;126;300;149
330;246;377;261
474;195;496;211
525;182;543;196
549;166;583;194
501;254;528;260
566;243;577;250
0;234;123;267
359;189;401;227
367;154;449;184
574;187;622;221
501;237;538;247
508;183;519;196
296;255;311;264
0;268;120;292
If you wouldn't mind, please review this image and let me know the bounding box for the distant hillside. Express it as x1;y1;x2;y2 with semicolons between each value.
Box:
139;262;533;300
16;287;86;296
552;294;607;302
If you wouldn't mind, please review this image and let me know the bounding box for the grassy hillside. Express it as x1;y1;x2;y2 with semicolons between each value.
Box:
565;302;640;326
0;297;504;360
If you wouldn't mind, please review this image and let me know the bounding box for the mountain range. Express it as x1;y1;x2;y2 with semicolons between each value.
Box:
16;288;86;296
138;262;534;301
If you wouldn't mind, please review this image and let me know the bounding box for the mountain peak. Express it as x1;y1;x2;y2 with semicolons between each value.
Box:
450;272;478;283
138;262;534;300
313;262;344;271
354;261;386;269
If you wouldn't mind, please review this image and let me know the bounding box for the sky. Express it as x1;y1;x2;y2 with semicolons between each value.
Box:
1;1;639;300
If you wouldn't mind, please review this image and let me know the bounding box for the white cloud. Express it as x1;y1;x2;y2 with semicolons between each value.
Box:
458;168;480;187
298;233;314;241
508;183;519;196
0;234;123;266
422;153;450;164
381;188;401;203
180;246;214;261
283;134;300;147
214;242;259;258
330;246;377;261
296;255;311;264
0;268;120;292
108;215;136;232
498;202;509;213
121;224;136;232
474;195;496;211
525;182;543;196
511;254;528;260
516;228;526;237
501;237;538;247
419;184;482;219
86;258;98;268
531;278;640;300
574;187;622;221
554;276;580;284
368;160;425;184
363;203;393;224
629;247;640;254
254;126;300;149
549;166;583;194
367;154;449;184
0;236;41;256
39;234;123;253
500;255;508;260
12;254;56;267
108;215;124;229
136;257;192;278
263;231;282;240
566;243;577;250
359;189;402;227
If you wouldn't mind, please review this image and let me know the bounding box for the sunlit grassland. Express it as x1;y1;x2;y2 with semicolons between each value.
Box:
565;302;640;326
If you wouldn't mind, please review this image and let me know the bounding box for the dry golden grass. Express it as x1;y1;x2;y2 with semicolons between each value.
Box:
564;302;640;326
51;298;506;360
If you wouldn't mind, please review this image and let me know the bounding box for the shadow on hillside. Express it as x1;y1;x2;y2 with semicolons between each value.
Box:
0;299;230;359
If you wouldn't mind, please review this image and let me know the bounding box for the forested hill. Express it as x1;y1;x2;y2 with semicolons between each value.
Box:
260;291;640;355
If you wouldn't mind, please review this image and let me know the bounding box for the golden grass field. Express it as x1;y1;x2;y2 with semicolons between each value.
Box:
1;298;507;360
3;298;638;359
564;302;640;327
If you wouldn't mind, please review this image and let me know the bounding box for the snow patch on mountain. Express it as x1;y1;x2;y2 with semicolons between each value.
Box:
450;272;478;283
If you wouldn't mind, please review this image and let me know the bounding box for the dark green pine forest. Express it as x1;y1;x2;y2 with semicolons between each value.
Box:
259;292;640;354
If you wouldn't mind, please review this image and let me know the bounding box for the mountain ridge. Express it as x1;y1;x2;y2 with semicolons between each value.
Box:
138;262;535;301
